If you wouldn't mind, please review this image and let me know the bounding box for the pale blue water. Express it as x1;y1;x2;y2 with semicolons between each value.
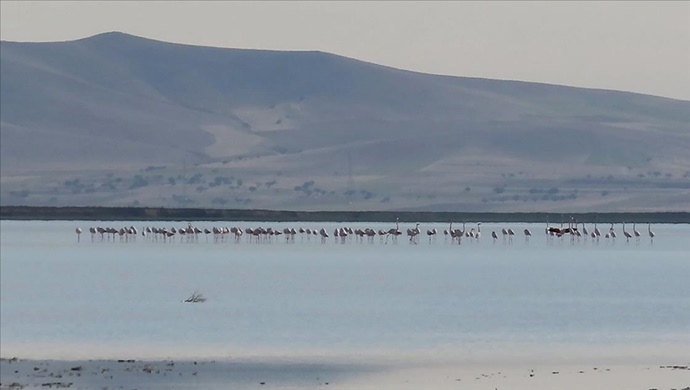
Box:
1;220;689;358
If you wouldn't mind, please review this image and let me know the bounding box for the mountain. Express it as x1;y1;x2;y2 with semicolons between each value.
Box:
2;32;689;212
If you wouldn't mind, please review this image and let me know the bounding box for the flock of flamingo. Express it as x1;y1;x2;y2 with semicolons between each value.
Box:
74;218;656;245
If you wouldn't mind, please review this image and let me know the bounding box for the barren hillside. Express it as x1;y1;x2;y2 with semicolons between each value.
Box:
2;32;689;211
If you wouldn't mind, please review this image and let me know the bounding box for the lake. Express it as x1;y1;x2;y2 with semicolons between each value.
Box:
1;220;689;360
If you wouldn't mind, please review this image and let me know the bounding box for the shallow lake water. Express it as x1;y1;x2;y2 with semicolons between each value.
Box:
1;220;689;359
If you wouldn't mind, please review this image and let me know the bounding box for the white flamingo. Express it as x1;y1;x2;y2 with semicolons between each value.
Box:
319;228;329;243
623;222;632;243
75;227;82;242
648;223;655;243
458;222;466;240
633;223;641;242
338;227;348;243
386;218;402;244
366;228;377;243
408;223;421;244
446;221;458;243
426;228;437;243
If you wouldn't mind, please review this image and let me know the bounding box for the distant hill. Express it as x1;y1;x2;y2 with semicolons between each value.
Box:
2;32;689;212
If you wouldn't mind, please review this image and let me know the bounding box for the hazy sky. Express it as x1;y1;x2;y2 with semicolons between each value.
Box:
2;1;689;100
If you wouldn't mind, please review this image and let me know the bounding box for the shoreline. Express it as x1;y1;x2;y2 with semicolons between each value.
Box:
2;344;689;390
2;357;688;390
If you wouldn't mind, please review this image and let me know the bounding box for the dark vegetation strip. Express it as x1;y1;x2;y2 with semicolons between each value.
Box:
1;206;688;223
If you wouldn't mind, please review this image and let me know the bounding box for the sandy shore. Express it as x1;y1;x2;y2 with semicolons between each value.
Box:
2;347;689;390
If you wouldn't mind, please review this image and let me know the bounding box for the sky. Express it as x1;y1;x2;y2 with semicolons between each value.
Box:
1;1;689;101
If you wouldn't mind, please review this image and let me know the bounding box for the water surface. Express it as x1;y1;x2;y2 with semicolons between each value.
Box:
1;220;688;359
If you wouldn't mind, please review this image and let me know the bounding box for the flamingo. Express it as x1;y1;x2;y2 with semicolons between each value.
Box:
366;228;376;243
319;228;329;243
524;228;532;242
507;228;515;243
623;223;632;242
457;222;466;240
386;218;402;244
378;229;387;243
253;227;263;242
75;227;82;242
446;221;457;243
648;223;655;243
491;231;499;243
97;226;106;240
299;227;306;241
475;223;482;240
633;223;641;242
408;223;421;244
338;227;348;243
426;228;437;244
